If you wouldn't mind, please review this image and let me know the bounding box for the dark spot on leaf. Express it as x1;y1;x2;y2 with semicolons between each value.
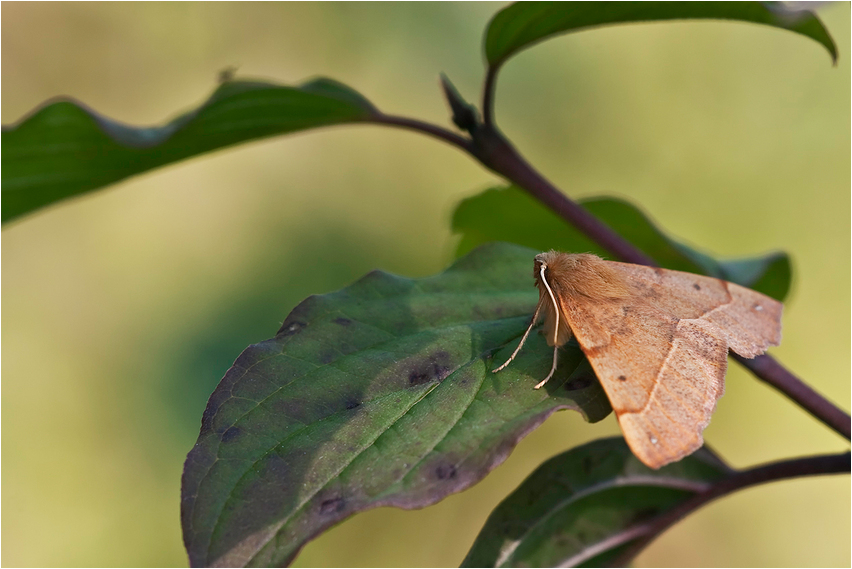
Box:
564;374;594;391
408;371;430;386
319;497;346;515
581;451;607;474
279;320;306;337
345;398;361;410
618;375;627;381
630;506;662;524
221;426;241;442
408;351;453;386
333;317;352;326
435;463;457;480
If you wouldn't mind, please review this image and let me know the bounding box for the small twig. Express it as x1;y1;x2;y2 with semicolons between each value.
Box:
608;451;851;566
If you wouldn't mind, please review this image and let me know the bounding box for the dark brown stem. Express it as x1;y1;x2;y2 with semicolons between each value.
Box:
471;126;657;266
482;66;499;127
370;113;473;152
480;128;850;440
608;451;851;566
736;354;851;439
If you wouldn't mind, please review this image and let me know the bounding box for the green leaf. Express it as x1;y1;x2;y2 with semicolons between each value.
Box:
462;437;731;568
181;242;613;567
485;1;837;69
1;78;378;224
451;186;791;301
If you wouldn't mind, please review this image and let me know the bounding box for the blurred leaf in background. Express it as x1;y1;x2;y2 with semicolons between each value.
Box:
2;2;848;567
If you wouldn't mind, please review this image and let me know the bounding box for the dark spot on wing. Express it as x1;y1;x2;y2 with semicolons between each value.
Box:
618;375;627;381
220;426;241;442
319;497;346;515
408;350;453;386
333;317;352;326
435;463;457;480
644;287;661;300
693;283;701;291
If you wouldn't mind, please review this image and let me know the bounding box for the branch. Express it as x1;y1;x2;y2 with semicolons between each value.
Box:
608;451;851;566
469;126;851;441
736;354;850;439
471;125;658;267
370;113;473;152
368;109;850;443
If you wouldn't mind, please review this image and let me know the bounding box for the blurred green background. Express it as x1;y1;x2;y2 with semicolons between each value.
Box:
2;2;849;567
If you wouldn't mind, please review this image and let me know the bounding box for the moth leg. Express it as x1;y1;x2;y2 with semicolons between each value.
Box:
534;344;559;389
492;296;545;373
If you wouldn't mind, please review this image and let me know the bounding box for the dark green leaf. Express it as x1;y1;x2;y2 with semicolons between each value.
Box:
181;242;613;567
485;1;837;68
2;78;378;224
451;186;791;301
462;437;731;568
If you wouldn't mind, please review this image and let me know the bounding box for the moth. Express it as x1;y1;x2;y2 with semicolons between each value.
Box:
494;251;783;469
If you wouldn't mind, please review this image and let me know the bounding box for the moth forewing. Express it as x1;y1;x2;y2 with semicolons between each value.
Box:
493;251;783;470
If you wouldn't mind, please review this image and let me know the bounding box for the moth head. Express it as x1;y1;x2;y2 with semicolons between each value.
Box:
534;251;632;300
533;250;563;281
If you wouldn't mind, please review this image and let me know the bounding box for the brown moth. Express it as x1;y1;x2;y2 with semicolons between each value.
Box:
494;251;783;469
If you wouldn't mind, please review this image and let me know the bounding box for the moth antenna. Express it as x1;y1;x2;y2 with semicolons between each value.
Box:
534;345;558;389
534;262;561;389
492;296;545;373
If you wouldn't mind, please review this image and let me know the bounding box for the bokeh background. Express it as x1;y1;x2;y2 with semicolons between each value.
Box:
3;2;849;567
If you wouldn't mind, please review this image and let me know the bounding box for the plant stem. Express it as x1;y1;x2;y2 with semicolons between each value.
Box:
371;114;473;151
736;354;850;439
479;128;851;441
482;66;499;127
371;112;851;442
608;451;851;567
472;125;658;267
